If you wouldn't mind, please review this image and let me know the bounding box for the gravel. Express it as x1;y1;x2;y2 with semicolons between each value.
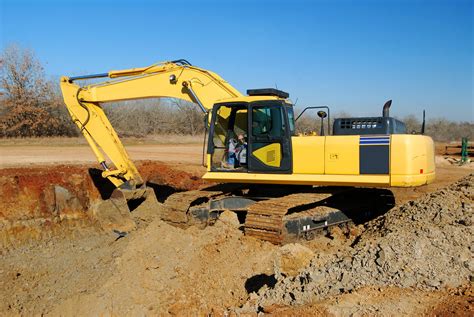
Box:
252;174;473;309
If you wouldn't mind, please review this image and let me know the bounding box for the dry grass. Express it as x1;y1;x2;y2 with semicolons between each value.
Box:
0;134;203;147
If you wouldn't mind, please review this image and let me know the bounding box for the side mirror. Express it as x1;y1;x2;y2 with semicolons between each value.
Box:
317;111;327;136
295;106;331;136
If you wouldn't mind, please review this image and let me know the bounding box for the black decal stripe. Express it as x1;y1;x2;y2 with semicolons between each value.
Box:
359;145;390;174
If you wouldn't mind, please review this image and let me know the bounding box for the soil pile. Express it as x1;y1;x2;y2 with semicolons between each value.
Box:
251;174;473;311
47;218;276;316
1;208;277;315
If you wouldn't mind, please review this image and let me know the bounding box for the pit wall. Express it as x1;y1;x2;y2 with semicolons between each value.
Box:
0;161;205;246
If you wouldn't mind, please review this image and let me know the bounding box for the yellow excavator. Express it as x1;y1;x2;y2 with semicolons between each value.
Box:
60;59;435;243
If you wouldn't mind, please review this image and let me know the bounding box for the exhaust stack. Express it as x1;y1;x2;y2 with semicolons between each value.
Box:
382;100;392;117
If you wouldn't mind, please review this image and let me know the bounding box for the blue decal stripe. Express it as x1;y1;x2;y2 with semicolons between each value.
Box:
360;139;390;142
360;140;390;142
360;141;390;145
360;135;390;145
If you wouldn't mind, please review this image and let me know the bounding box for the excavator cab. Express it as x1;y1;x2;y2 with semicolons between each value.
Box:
207;90;294;173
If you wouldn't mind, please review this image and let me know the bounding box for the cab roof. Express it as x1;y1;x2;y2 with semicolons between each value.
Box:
216;88;293;104
217;95;294;105
247;88;289;98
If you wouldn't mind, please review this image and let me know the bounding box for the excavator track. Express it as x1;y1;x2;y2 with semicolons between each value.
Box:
161;191;352;243
245;193;349;244
161;190;224;226
159;187;393;244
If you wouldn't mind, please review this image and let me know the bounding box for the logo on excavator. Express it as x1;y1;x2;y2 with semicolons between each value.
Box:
267;150;276;163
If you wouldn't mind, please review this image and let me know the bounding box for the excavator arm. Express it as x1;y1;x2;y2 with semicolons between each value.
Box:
60;60;242;189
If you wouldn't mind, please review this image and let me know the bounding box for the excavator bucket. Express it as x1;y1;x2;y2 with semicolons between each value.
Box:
92;186;161;233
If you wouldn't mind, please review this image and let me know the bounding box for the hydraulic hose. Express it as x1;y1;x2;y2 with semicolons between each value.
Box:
75;87;90;131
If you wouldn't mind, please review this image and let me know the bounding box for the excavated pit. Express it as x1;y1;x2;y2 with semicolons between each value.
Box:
0;161;205;247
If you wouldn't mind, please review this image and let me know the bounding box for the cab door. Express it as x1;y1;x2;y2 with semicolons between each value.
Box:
248;102;292;173
207;102;248;171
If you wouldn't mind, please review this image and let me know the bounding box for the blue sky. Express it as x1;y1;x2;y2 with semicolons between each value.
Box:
1;0;472;121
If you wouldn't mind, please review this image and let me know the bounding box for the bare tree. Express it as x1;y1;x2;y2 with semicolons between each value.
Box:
171;99;205;136
0;44;77;137
401;114;421;134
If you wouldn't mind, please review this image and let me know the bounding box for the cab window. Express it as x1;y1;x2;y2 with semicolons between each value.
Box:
287;107;296;135
213;105;232;147
252;106;284;137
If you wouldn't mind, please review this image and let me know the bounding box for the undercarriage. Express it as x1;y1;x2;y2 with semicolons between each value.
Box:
155;184;395;244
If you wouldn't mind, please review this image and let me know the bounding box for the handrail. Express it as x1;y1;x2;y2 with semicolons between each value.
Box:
295;106;331;135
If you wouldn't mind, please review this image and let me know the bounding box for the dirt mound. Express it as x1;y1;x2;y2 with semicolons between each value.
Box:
48;219;275;315
0;229;120;314
0;211;277;315
250;174;473;311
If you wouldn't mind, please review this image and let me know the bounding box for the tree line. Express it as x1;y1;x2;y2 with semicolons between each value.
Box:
0;45;472;142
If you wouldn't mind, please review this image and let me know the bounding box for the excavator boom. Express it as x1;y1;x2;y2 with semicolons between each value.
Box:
60;60;242;189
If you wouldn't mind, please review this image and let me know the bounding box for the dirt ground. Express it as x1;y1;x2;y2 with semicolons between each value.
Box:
0;142;472;316
0;144;203;168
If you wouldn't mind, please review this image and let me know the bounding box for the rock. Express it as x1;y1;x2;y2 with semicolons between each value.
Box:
130;188;163;223
92;197;136;233
375;248;385;266
167;301;190;316
340;272;351;285
218;210;240;228
276;243;315;277
341;256;352;268
54;185;87;218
